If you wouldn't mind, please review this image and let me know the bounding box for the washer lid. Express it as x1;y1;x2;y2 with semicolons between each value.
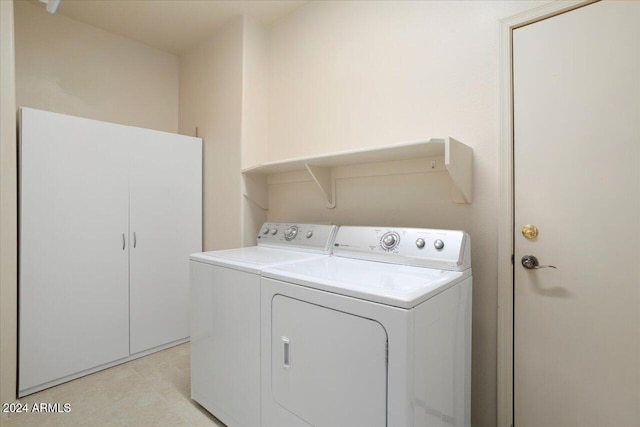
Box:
262;256;471;308
190;246;329;274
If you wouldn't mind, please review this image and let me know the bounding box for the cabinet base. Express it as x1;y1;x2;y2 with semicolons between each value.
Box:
18;337;189;397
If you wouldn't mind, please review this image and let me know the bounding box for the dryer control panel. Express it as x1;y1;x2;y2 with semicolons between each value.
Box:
257;223;338;254
333;226;470;271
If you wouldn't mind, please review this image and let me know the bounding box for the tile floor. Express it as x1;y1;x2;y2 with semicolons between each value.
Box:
2;343;225;426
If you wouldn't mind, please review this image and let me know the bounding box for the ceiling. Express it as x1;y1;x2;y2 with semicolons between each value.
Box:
39;0;308;55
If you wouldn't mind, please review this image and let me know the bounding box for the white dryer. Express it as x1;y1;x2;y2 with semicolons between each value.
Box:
190;223;338;427
260;226;472;427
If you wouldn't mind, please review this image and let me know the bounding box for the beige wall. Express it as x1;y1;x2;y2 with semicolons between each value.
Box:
241;16;269;245
14;0;179;133
264;2;543;425
0;0;18;409
179;17;244;251
241;16;269;171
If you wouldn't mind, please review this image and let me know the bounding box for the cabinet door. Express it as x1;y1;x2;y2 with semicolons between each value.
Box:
19;108;130;394
129;128;202;354
271;295;388;427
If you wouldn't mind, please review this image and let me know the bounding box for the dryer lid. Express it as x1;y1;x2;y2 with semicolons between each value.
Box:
262;256;470;308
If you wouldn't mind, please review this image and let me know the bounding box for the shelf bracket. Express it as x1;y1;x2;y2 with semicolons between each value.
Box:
445;137;473;203
305;163;336;209
242;173;269;210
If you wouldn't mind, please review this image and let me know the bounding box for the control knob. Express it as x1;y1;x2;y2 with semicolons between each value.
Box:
284;226;298;241
262;227;270;235
380;232;400;251
306;231;313;238
416;238;425;249
434;239;444;250
271;228;278;235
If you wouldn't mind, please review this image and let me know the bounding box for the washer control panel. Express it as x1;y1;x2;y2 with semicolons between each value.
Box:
258;223;338;253
333;226;470;271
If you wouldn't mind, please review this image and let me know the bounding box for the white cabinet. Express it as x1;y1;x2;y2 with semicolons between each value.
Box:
19;108;131;394
129;127;202;354
18;108;202;396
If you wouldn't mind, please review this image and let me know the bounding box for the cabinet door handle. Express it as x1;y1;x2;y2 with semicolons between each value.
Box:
122;233;125;250
133;232;137;248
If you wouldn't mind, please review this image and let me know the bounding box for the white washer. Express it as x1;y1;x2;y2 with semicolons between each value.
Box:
190;223;338;427
260;226;472;427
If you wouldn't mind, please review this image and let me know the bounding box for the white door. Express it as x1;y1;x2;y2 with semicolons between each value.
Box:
19;108;130;394
129;127;202;354
270;295;387;427
513;2;639;426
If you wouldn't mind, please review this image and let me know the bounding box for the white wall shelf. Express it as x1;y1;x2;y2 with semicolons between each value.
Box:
242;137;473;209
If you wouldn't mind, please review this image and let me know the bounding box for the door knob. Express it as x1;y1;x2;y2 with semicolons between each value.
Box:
521;255;557;270
521;224;538;240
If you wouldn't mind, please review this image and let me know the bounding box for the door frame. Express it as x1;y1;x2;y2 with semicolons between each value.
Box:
496;1;597;426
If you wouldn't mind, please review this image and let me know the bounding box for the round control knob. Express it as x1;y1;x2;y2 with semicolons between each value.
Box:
262;227;270;235
271;228;278;235
383;234;397;246
380;232;400;251
416;238;425;249
284;226;298;241
434;239;445;250
306;231;313;238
